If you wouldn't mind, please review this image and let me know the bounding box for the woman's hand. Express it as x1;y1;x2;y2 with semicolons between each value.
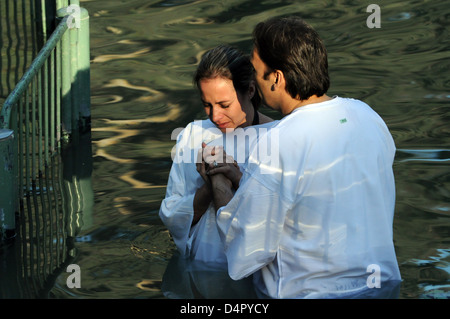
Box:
193;145;215;226
201;143;242;190
196;147;212;188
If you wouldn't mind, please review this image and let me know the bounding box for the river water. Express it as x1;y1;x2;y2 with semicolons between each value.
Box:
7;0;450;299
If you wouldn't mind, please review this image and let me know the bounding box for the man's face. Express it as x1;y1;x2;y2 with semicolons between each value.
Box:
250;48;277;111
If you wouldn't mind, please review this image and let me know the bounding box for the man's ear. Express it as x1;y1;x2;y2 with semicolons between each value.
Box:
274;70;284;85
271;70;284;92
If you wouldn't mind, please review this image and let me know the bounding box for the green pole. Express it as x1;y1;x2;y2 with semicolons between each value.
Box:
0;129;16;240
70;16;80;140
78;7;90;132
56;0;69;10
56;8;72;140
56;4;90;138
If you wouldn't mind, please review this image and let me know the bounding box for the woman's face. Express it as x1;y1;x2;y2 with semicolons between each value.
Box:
199;77;254;133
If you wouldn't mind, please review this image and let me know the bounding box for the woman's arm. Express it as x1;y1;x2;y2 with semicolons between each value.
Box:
192;183;212;225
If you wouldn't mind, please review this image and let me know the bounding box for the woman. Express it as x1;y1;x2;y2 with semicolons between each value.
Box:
159;45;274;266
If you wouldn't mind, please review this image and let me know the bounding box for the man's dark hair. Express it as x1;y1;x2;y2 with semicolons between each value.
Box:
252;16;330;100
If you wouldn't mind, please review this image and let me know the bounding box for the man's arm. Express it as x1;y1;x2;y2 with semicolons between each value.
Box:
215;172;288;280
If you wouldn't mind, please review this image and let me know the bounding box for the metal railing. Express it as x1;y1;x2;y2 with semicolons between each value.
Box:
0;0;92;298
0;0;90;240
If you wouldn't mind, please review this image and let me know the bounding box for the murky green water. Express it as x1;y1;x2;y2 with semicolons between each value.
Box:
9;0;450;299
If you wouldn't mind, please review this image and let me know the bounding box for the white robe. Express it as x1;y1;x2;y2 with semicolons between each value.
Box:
159;119;277;267
216;97;402;298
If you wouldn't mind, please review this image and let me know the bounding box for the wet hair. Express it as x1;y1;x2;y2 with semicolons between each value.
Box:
194;44;261;109
252;16;330;100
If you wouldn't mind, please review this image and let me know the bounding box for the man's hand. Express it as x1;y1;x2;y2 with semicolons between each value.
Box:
207;162;242;190
209;173;234;212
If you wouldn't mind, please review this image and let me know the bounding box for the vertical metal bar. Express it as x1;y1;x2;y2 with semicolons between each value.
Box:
24;87;30;194
56;0;63;10
60;17;72;139
32;78;36;180
24;87;35;289
32;74;42;285
38;69;43;172
37;68;42;176
50;158;57;267
0;1;4;97
56;40;61;146
56;0;69;10
19;193;28;297
51;158;58;266
39;158;48;280
38;62;47;272
0;129;16;238
25;179;36;293
29;0;37;59
32;155;42;290
13;0;21;87
39;167;48;278
50;48;56;152
21;0;28;76
70;25;80;137
18;97;23;200
47;162;54;271
56;157;63;265
40;0;47;41
5;0;13;93
10;98;19;215
44;59;49;163
78;7;91;131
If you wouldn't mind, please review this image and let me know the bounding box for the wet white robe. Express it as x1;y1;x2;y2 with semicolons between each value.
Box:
216;97;402;298
159;119;277;267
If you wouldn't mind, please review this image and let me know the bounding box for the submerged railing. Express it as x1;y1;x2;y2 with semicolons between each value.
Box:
0;0;92;297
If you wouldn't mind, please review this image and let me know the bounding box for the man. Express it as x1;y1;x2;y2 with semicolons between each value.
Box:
206;16;401;298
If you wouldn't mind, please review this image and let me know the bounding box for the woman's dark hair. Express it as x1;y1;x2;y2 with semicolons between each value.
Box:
194;45;261;109
252;16;330;100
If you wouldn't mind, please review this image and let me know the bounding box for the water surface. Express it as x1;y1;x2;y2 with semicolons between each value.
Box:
10;0;450;299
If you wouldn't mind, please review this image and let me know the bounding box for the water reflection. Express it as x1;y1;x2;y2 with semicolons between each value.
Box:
162;253;257;299
161;254;403;299
61;132;95;237
396;149;450;163
0;132;94;298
